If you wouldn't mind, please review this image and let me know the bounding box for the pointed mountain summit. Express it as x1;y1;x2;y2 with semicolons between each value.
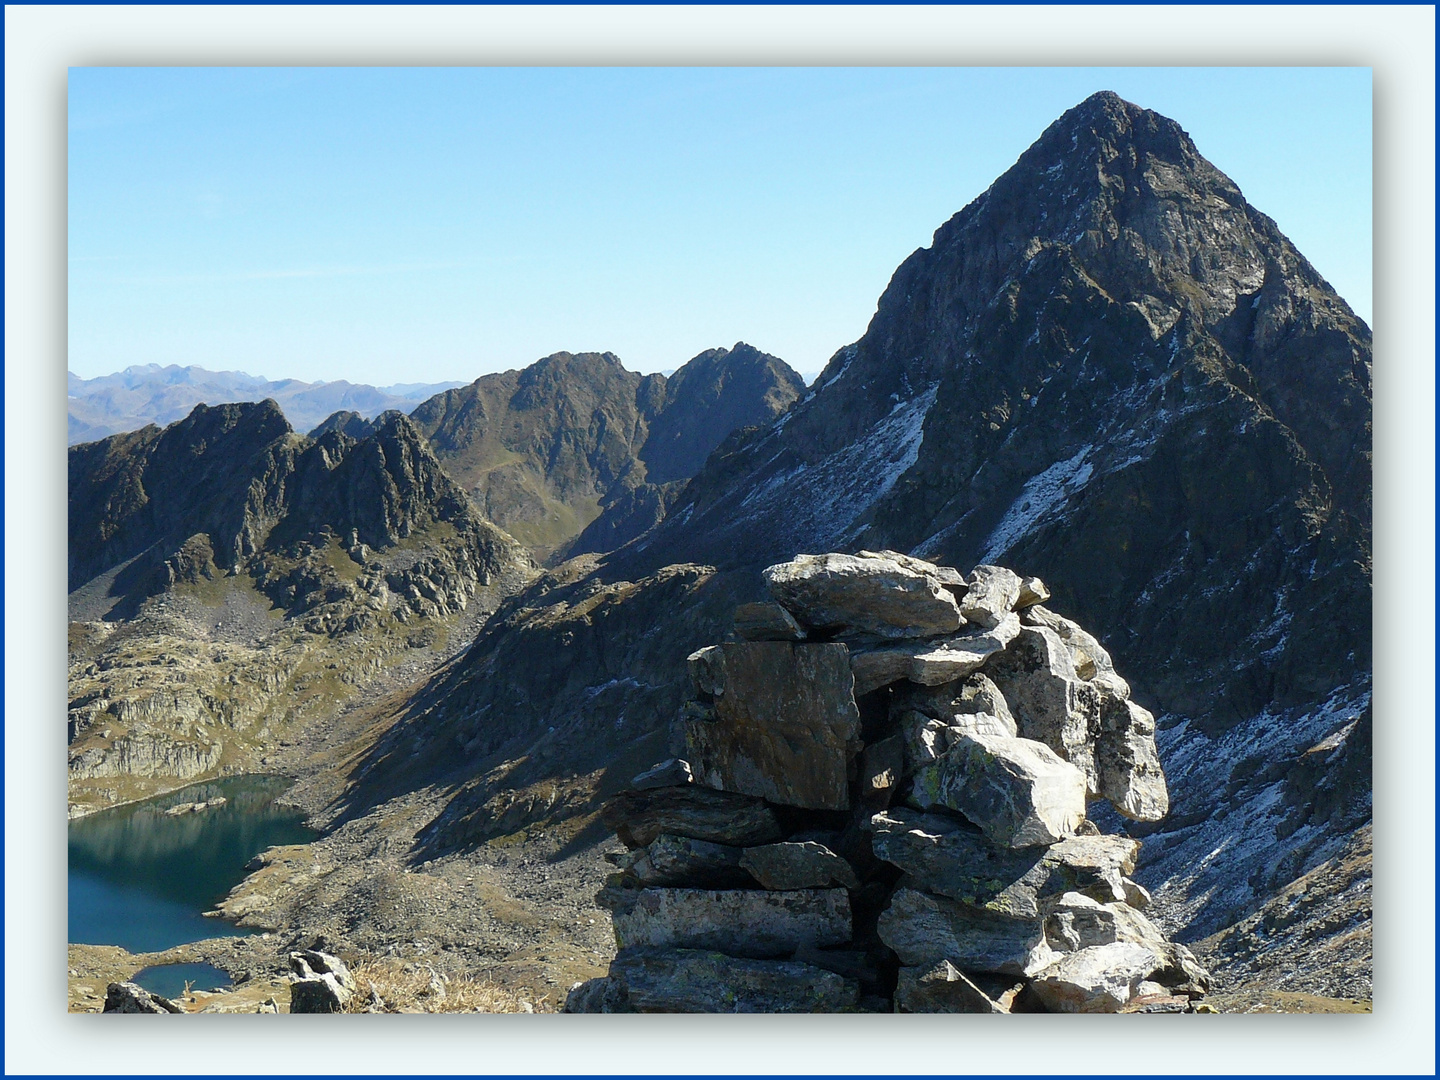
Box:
430;93;1369;965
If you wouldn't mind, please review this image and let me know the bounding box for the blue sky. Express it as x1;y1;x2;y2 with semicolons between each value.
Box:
68;67;1372;385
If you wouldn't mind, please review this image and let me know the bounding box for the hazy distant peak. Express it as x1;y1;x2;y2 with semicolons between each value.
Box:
67;363;464;445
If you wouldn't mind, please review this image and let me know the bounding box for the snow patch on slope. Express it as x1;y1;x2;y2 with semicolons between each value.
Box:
1138;683;1372;940
980;445;1094;562
739;384;939;551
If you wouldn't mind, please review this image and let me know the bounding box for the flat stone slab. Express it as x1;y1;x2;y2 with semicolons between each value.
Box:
910;730;1087;848
603;786;782;849
617;833;750;889
610;948;860;1013
630;758;693;791
740;841;860;890
869;808;1139;919
762;552;964;640
895;960;1007;1013
850;615;1019;695
877;886;1051;976
609;887;853;958
685;641;860;810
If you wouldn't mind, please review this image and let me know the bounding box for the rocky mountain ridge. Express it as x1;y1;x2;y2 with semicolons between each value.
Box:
599;91;1371;947
409;343;805;562
332;91;1371;996
67;402;536;814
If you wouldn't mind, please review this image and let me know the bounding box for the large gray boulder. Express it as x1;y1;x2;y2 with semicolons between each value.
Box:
1095;691;1169;821
610;948;860;1012
288;950;356;1013
684;641;860;810
1015;576;1050;609
608;887;852;958
910;730;1087;848
102;982;183;1014
876;886;1053;975
857;549;968;588
850;615;1019;695
958;565;1022;629
629;758;693;791
762;553;964;640
1029;942;1164;1013
740;841;860;890
1043;891;1168;952
562;975;635;1013
1003;607;1169;820
869;808;1139;919
602;786;782;849
894;960;1007;1013
984;624;1101;793
1021;604;1118;682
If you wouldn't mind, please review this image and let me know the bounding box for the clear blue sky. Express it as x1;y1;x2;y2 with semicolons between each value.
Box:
68;67;1372;385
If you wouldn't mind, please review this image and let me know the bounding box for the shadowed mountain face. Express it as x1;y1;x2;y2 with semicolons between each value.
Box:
408;344;805;563
67;402;538;820
373;93;1369;968
68;401;532;609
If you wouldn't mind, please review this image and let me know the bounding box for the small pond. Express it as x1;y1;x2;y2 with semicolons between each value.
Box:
131;962;233;1001
68;774;317;953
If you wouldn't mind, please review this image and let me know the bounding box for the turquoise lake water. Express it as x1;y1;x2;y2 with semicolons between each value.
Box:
68;775;317;953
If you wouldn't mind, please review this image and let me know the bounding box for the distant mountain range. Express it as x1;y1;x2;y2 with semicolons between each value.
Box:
66;364;465;445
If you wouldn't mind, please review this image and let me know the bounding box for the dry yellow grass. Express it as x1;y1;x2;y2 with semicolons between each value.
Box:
342;957;556;1013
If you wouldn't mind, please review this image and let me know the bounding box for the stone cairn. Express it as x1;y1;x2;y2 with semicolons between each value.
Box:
567;551;1211;1013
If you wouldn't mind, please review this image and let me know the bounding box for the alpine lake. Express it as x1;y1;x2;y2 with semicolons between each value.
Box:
68;774;317;994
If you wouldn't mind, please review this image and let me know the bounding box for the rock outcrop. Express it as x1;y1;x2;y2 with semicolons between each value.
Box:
102;981;183;1014
570;551;1209;1012
287;950;356;1013
67;402;537;808
597;90;1371;955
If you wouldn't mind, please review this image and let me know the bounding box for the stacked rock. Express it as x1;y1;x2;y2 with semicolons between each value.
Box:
568;551;1210;1013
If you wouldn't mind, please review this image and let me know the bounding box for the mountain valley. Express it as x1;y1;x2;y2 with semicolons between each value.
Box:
67;92;1371;1013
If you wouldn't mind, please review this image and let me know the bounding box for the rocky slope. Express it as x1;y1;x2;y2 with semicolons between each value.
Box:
607;90;1372;948
68;364;461;444
67;403;535;813
332;91;1370;998
408;344;805;563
